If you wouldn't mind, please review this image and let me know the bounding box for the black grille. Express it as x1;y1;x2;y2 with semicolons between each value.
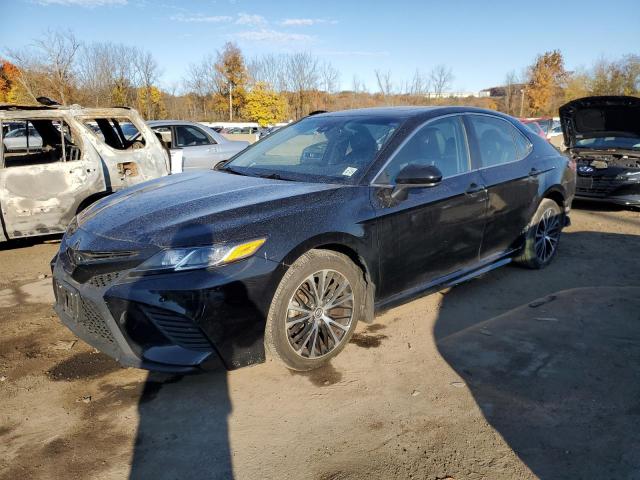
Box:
576;176;623;197
77;297;116;344
88;271;121;288
141;306;212;351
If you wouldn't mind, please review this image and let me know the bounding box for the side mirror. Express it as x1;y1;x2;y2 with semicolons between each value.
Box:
392;164;443;201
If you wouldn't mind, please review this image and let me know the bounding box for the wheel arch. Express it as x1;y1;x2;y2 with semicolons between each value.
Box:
76;191;111;214
542;186;566;210
280;233;376;324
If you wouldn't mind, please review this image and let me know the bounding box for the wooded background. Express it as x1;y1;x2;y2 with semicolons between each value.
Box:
1;30;638;124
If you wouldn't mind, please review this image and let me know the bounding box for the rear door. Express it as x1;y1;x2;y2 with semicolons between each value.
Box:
0;117;105;238
372;115;488;299
464;114;538;259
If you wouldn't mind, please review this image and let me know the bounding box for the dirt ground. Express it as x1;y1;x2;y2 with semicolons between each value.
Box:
1;201;639;480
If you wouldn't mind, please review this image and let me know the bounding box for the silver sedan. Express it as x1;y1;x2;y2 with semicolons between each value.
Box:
146;120;249;172
3;126;43;151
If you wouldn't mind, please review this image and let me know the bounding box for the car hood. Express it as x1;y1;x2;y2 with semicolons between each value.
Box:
77;171;341;247
559;96;640;148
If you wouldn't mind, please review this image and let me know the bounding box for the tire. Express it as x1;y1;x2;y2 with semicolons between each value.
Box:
515;198;564;269
264;249;366;371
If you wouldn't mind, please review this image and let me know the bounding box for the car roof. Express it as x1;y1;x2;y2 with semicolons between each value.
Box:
311;106;514;121
0;104;132;112
147;120;208;127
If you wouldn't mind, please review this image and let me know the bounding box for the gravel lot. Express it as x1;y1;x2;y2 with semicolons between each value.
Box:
1;202;639;480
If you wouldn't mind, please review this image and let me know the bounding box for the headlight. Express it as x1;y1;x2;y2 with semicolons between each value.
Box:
136;238;266;273
617;171;640;180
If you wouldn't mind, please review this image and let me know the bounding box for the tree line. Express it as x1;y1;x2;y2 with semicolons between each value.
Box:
1;29;638;125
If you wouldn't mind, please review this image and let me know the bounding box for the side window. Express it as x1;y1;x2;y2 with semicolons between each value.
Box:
467;115;522;168
175;126;211;147
513;128;533;159
83;117;146;150
2;119;81;168
152;126;173;147
379;116;470;183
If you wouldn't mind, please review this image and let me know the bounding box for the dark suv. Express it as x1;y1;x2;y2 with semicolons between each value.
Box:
52;107;576;372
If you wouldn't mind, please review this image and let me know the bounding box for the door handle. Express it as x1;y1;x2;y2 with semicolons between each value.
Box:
528;167;539;177
466;182;485;194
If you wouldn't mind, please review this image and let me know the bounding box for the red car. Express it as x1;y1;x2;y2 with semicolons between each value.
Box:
520;119;547;140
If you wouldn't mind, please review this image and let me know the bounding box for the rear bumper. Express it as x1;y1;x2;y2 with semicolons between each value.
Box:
52;251;282;372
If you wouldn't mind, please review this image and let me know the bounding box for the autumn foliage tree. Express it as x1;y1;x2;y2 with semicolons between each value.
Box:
136;85;167;120
214;42;248;121
243;82;287;126
0;60;21;103
525;50;567;115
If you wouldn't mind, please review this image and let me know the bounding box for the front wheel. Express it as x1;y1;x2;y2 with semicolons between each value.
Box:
515;198;564;269
264;249;365;371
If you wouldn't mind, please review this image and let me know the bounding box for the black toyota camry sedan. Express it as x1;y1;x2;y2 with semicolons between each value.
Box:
52;107;576;372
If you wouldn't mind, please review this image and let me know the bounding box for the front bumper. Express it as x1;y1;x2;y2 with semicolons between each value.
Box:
576;174;640;206
52;237;283;372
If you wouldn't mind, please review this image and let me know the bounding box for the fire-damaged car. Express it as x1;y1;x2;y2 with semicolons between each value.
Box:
560;96;640;206
0;104;170;242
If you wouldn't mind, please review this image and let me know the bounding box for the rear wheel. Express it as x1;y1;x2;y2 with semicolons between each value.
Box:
265;249;365;371
515;198;563;269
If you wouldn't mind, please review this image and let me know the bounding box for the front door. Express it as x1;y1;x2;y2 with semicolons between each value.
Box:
174;124;219;171
372;115;488;300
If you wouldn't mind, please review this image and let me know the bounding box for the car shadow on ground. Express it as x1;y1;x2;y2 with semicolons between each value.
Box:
125;228;640;479
435;230;640;479
0;233;61;251
126;224;270;480
129;367;234;480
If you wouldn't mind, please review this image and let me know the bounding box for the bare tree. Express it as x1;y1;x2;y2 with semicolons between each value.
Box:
6;29;81;104
77;42;147;108
184;54;218;118
134;49;161;118
503;70;519;115
429;64;454;97
35;29;80;104
319;61;340;93
284;52;319;118
247;53;287;91
409;69;430;96
374;69;394;101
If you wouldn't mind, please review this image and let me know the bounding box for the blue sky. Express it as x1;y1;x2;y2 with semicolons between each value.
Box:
3;0;640;93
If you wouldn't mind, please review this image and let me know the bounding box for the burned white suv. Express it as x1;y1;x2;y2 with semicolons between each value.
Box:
0;104;169;242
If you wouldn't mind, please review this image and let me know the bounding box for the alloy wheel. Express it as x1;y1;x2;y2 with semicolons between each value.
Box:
534;208;561;263
286;269;354;359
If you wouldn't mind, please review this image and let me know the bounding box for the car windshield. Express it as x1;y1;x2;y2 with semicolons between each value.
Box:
575;136;640;150
224;115;401;183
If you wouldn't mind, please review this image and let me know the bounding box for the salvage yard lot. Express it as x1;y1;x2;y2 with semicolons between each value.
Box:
1;204;639;480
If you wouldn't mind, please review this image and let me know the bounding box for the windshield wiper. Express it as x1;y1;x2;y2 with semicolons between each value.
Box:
221;165;251;176
254;172;293;181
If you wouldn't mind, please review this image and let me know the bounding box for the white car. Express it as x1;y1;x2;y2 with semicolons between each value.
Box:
3;125;43;151
146;120;250;172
